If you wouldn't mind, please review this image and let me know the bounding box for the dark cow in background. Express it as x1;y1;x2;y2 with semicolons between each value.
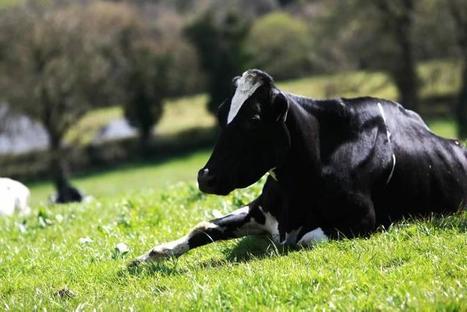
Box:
133;69;467;265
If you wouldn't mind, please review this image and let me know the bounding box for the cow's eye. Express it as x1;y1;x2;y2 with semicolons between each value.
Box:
251;114;261;123
248;114;261;128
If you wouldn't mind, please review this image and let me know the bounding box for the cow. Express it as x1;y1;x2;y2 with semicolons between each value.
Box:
132;69;467;266
0;178;31;216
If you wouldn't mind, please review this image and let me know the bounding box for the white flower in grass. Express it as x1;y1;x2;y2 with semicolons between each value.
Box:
115;242;130;254
79;237;93;244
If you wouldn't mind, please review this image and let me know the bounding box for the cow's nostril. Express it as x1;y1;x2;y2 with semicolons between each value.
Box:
198;168;216;188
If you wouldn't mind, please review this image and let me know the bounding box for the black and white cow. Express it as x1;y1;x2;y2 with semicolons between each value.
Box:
132;69;467;265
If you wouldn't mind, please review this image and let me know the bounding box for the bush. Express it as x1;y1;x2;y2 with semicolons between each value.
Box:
185;11;249;115
246;12;312;80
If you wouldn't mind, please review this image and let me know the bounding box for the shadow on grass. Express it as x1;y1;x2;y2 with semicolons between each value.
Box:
426;211;467;232
121;212;466;278
122;259;187;278
225;236;291;262
196;236;296;270
391;211;467;233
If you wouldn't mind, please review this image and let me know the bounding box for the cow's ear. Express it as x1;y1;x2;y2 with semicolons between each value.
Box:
216;100;229;127
232;76;241;88
271;91;289;123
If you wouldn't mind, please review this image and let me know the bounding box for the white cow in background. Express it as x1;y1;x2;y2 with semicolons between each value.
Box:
0;178;31;216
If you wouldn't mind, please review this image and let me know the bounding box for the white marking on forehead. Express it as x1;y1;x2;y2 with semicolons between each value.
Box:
227;71;263;124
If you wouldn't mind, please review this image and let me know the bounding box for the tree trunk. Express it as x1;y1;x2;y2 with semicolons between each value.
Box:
393;2;418;111
49;133;83;204
391;58;418;112
138;128;152;156
447;0;467;138
457;59;467;138
375;0;419;111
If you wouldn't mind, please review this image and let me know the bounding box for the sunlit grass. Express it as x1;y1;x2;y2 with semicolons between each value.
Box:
279;59;461;100
67;95;214;146
27;149;211;206
0;0;21;8
427;118;459;139
1;176;465;310
157;94;214;136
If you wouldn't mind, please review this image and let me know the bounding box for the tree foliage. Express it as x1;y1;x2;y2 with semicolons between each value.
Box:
0;3;112;201
120;41;170;149
247;12;311;80
185;10;249;114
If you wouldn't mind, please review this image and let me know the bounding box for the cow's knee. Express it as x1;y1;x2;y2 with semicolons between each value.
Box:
343;196;376;237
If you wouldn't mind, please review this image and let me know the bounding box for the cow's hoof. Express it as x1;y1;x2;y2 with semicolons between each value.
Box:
127;252;152;268
128;249;167;268
127;258;143;268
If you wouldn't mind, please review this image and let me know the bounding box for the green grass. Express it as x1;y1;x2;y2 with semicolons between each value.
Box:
27;149;210;206
0;0;21;8
278;59;461;100
1;177;465;310
427;118;459;139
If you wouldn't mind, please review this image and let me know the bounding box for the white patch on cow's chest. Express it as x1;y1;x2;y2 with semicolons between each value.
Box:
259;206;280;243
228;71;262;124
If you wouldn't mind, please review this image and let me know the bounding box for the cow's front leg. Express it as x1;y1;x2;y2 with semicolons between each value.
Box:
131;205;266;266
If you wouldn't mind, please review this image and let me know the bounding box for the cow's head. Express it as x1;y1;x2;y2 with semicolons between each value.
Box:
198;69;291;195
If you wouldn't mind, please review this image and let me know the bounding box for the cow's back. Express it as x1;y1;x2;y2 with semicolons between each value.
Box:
369;100;467;222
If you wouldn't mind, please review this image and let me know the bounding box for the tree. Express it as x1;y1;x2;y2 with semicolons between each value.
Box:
303;0;420;110
447;0;467;138
246;12;311;80
0;4;112;202
185;10;249;114
372;0;419;111
120;41;170;152
88;1;201;151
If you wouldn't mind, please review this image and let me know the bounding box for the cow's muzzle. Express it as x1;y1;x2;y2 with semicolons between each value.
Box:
197;168;218;194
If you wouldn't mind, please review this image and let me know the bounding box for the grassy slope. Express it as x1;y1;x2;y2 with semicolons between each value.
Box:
0;180;465;310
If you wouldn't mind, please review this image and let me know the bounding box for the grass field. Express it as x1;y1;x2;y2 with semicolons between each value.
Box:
1;174;465;310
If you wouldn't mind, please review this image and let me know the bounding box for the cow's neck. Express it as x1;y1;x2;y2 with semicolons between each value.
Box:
274;94;322;190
